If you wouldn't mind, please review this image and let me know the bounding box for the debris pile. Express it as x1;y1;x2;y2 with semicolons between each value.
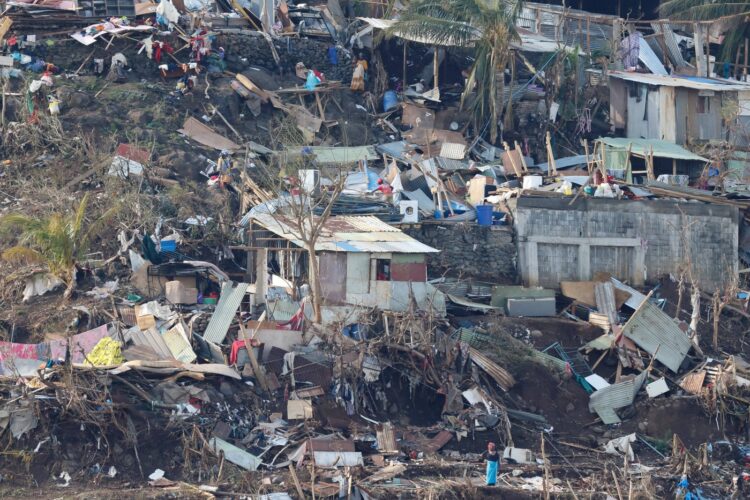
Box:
3;0;750;498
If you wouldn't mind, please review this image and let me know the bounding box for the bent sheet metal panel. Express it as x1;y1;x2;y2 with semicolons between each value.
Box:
622;300;691;373
589;371;648;424
203;282;250;344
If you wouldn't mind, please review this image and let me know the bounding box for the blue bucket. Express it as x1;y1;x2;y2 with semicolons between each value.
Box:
383;90;398;112
476;205;492;226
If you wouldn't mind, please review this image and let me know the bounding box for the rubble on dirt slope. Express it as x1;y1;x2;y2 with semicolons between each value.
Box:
3;1;750;499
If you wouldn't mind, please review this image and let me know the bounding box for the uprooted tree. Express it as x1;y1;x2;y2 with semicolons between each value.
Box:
0;193;118;299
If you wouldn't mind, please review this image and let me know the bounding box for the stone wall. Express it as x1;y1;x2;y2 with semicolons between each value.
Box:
219;33;352;82
515;197;739;290
401;224;517;284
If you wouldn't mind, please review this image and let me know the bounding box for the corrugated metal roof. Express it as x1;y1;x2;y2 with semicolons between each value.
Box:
439;143;467;160
313;451;363;467
123;326;173;360
422;157;469;172
202;282;250;344
266;299;305;322
530;349;567;371
610;278;647;310
251;214;438;254
651;23;687;68
597;137;707;162
589;371;647;424
281;146;379;164
679;370;706;395
608;70;750;91
357;17;477;47
622;300;691;373
636;33;667;75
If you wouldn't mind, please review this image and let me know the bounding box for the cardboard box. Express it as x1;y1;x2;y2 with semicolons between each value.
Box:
136;314;156;331
166;280;197;305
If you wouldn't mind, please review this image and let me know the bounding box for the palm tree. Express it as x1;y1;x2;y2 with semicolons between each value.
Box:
387;0;523;143
660;0;750;60
0;194;118;299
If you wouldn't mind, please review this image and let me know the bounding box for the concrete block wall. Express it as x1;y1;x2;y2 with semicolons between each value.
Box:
401;224;517;284
515;197;739;290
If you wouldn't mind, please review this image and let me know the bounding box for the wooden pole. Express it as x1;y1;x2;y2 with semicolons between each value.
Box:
744;39;748;81
611;469;624;500
705;26;711;77
288;464;305;499
433;46;439;90
541;432;551;500
238;318;269;393
514;140;529;172
402;41;408;95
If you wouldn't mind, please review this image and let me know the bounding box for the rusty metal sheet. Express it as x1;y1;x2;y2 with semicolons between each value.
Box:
680;370;707;395
391;262;427;282
178;117;240;152
319;252;347;304
116;143;150;164
424;430;453;453
309;439;355;452
469;348;515;390
295;386;324;398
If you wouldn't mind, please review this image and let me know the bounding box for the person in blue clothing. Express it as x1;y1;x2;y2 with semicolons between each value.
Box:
482;442;499;486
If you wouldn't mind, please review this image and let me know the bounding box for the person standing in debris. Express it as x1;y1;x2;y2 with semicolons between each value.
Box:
482;442;499;486
217;150;233;188
351;55;367;92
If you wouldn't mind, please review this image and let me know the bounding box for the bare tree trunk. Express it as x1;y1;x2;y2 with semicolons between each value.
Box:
306;242;323;324
63;265;77;300
690;285;702;354
712;290;721;351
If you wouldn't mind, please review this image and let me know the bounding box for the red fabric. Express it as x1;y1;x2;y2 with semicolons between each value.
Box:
229;338;259;365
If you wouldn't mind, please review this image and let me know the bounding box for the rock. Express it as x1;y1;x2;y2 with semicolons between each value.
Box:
531;330;544;338
638;421;648;432
63;92;91;109
566;402;575;413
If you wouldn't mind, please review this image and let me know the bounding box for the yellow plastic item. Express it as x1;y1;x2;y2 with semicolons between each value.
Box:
85;337;125;366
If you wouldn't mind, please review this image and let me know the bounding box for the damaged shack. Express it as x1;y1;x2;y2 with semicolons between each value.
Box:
244;214;446;320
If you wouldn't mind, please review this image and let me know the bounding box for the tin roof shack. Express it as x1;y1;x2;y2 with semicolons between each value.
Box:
245;214;446;322
609;71;750;146
514;196;738;290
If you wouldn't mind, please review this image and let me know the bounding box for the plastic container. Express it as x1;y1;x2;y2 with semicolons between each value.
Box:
476;205;493;226
160;240;176;252
203;298;218;305
383;90;398;111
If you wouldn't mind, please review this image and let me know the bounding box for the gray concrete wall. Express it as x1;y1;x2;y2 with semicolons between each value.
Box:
515;197;738;290
401;224;517;284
